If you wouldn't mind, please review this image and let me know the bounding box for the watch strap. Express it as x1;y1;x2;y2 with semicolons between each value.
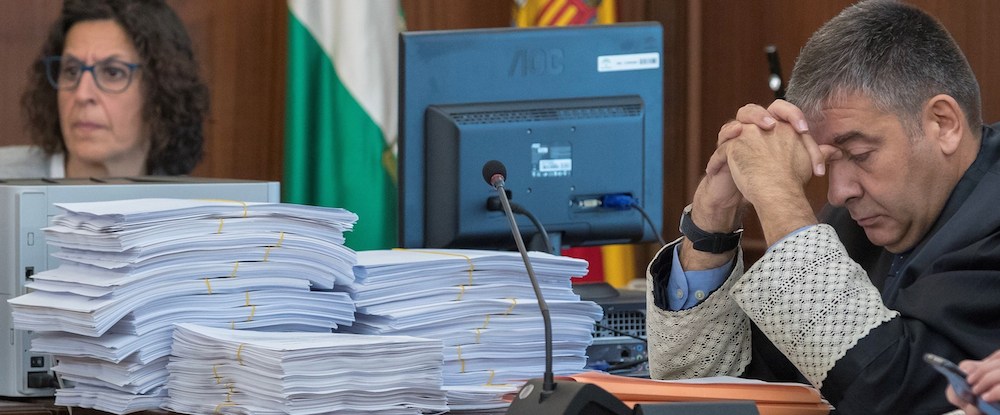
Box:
679;204;743;253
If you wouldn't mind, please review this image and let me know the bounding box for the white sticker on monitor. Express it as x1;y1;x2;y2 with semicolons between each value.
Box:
532;143;572;177
539;158;572;172
597;52;660;72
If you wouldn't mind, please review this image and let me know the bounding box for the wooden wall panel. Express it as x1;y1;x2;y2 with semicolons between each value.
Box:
0;1;60;147
2;0;997;266
166;0;288;181
401;0;509;30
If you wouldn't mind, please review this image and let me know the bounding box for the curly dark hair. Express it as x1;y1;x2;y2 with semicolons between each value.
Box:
21;0;209;175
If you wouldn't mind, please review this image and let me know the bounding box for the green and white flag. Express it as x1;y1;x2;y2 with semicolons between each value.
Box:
285;0;401;250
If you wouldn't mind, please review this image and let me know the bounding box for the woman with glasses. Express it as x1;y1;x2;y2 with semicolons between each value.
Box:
1;0;208;178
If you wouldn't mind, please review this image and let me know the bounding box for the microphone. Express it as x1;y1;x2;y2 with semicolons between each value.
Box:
765;44;786;100
483;159;507;190
481;160;631;415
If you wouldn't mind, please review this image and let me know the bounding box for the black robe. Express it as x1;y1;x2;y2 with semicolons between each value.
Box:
742;123;1000;414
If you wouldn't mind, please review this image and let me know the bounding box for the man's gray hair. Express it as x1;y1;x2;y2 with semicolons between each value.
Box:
785;0;982;138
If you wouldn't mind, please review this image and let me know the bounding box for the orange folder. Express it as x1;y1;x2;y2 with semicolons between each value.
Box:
563;371;832;415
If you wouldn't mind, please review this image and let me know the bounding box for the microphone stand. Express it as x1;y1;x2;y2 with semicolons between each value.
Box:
493;175;556;393
484;161;631;415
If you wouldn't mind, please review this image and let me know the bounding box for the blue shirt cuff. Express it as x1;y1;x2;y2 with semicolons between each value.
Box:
665;225;816;311
666;244;731;310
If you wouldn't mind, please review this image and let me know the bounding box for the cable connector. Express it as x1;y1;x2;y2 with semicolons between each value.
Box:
600;193;636;210
574;198;602;208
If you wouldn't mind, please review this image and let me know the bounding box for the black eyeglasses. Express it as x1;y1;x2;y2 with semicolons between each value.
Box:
44;56;141;94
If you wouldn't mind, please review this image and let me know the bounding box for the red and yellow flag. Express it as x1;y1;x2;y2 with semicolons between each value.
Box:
513;0;616;27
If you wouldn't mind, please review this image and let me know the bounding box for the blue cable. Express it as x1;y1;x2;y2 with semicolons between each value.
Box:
600;193;636;210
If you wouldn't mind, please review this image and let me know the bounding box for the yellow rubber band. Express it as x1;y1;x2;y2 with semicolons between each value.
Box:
456;284;466;301
263;232;284;262
457;345;465;373
504;298;517;315
204;278;213;294
198;199;249;218
245;292;251;306
212;364;222;384
214;402;236;413
394;249;475;284
235;344;245;366
474;327;482;343
230;262;239;277
246;304;256;322
480;314;491;329
217;218;225;234
486;369;496;385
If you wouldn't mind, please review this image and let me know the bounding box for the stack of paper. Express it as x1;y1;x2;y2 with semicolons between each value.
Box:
345;249;604;411
7;199;359;414
163;323;448;415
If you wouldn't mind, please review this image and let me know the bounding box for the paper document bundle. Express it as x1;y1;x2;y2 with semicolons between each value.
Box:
163;323;448;415
7;199;372;414
345;248;604;411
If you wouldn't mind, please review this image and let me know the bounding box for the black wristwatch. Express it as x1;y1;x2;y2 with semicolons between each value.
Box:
679;204;743;253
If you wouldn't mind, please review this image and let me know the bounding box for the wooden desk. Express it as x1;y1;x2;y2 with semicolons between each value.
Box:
0;398;64;414
0;398;169;415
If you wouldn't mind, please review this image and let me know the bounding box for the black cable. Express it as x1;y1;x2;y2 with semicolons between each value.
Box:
592;320;649;373
509;202;555;255
630;203;667;246
486;196;555;255
593;322;647;344
608;357;648;371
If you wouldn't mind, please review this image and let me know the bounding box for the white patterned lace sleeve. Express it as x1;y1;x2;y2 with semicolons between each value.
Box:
646;243;752;380
731;224;899;388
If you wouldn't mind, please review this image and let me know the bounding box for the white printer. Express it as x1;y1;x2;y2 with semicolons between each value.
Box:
0;177;280;397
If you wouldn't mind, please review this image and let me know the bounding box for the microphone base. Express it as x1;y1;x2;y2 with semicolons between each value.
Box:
506;378;632;415
633;401;760;415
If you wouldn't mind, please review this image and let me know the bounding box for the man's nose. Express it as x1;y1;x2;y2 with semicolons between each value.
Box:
826;163;862;206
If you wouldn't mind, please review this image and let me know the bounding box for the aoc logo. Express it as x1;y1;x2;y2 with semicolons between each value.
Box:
509;48;564;76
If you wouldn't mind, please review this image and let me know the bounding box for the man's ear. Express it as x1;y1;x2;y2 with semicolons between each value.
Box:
924;94;964;155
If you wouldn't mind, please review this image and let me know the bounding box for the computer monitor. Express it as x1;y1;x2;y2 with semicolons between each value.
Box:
398;22;663;251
